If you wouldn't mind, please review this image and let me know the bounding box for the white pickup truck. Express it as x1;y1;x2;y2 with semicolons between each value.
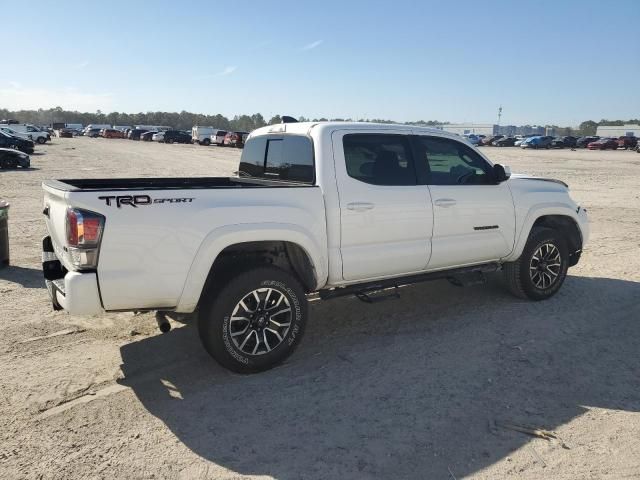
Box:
42;122;589;373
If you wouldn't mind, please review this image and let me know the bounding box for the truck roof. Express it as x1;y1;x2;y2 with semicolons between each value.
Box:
250;121;460;139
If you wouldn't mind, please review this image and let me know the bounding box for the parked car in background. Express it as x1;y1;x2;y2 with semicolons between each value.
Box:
84;124;111;134
576;136;599;148
0;126;33;142
0;147;30;169
128;129;149;140
140;131;158;141
463;134;481;145
223;131;249;148
617;136;638;150
163;130;192;144
0;130;34;153
212;130;227;146
587;138;618;150
479;135;503;146
86;128;102;138
2;124;51;144
102;129;125;139
58;128;75;138
0;119;20;125
521;136;553;149
152;131;165;142
493;137;517;147
550;137;568;148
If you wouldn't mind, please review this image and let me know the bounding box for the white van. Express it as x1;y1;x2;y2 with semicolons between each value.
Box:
192;126;214;145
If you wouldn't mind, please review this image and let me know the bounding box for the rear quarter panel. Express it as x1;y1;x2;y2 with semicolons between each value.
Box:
64;186;327;311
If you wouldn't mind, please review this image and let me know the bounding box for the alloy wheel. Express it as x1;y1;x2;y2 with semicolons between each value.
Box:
529;243;562;289
228;288;292;356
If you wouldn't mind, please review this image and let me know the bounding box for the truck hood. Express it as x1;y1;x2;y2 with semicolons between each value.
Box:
509;173;568;188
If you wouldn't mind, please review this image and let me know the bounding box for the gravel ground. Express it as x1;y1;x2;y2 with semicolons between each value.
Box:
0;137;639;479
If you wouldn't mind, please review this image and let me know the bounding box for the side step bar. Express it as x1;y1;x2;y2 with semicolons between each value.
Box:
318;263;501;301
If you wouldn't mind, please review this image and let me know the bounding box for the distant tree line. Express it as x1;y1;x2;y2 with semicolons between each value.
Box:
0;106;445;131
0;106;637;135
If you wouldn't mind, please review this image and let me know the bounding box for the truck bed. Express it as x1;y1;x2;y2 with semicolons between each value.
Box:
43;176;313;192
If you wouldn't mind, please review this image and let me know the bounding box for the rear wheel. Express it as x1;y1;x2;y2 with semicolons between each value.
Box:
36;137;46;144
503;227;569;300
166;138;173;144
198;266;308;373
202;138;211;146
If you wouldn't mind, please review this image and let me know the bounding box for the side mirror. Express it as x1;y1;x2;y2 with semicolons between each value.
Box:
493;164;511;183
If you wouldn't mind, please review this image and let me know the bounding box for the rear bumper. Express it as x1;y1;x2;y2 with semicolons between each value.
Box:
43;236;103;316
47;272;103;316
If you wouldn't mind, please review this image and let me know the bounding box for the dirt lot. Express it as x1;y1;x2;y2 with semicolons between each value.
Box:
1;137;639;479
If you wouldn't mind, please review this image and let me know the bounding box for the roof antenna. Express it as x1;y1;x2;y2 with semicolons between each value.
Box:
281;116;298;124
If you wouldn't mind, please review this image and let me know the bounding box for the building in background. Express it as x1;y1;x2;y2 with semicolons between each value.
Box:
437;123;550;137
515;125;545;136
596;124;640;137
437;123;497;136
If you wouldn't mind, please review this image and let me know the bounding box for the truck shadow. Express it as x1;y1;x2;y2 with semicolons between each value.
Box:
118;275;640;479
0;265;44;288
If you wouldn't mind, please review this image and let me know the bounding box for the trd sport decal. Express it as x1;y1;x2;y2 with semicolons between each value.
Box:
98;195;195;208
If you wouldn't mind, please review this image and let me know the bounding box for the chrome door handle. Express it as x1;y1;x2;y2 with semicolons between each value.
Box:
347;202;375;212
434;198;457;207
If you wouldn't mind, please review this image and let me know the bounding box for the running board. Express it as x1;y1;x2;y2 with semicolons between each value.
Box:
318;263;501;301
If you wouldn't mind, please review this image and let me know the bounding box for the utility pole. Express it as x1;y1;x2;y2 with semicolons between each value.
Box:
497;105;502;125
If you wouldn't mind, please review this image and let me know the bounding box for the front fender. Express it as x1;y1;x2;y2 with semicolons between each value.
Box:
175;222;328;312
504;203;584;263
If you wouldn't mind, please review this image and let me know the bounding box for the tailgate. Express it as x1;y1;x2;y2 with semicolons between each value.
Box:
42;181;71;269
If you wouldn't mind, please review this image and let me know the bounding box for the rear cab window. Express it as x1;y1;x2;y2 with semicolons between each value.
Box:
239;134;315;184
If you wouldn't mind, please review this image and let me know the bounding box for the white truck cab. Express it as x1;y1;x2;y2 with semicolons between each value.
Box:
42;121;589;373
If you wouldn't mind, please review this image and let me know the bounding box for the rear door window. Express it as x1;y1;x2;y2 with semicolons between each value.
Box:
342;134;416;186
239;135;314;183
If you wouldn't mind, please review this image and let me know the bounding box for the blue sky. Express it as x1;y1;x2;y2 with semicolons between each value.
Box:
1;0;638;126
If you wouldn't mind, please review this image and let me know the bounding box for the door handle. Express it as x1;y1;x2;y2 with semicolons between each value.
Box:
434;198;457;207
347;202;375;212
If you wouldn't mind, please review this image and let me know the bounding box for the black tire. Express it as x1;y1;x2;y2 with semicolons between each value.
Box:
202;138;211;146
36;137;46;144
198;266;308;373
165;138;173;144
503;227;569;301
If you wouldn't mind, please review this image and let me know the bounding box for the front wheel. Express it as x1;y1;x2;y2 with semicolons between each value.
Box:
503;227;569;300
202;138;211;146
36;137;46;144
198;266;308;373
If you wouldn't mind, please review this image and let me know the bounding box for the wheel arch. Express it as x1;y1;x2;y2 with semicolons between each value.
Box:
175;224;327;312
507;205;583;265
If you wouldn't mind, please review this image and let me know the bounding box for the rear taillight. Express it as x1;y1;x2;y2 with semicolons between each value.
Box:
66;208;105;269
